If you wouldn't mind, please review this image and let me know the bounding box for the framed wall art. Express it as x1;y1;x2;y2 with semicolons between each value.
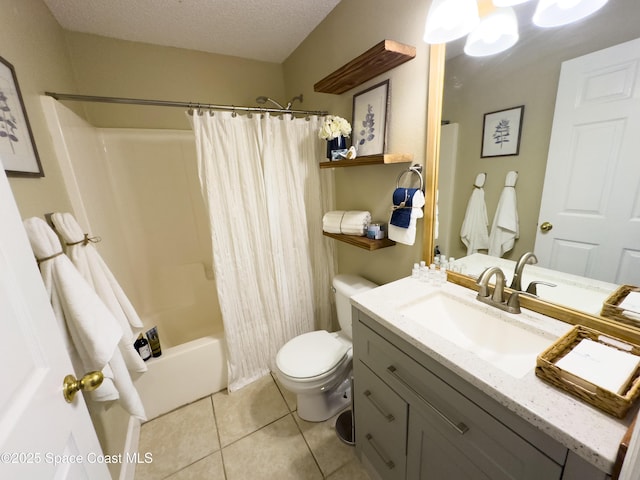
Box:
481;105;524;158
0;55;43;177
352;80;389;157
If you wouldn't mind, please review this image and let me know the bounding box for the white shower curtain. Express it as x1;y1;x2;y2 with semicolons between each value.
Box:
192;111;336;392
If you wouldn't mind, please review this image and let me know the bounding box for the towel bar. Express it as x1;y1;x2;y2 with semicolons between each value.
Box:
396;164;424;191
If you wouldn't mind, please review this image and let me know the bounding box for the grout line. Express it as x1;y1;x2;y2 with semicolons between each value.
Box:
210;394;229;480
291;412;326;478
218;410;291;449
270;371;297;413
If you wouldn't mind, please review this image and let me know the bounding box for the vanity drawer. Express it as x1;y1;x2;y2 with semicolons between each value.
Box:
355;317;564;480
354;359;407;480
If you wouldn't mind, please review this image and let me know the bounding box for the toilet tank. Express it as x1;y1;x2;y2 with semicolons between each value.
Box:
333;274;377;339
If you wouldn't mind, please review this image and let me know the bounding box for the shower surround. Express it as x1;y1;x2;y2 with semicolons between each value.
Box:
41;95;226;478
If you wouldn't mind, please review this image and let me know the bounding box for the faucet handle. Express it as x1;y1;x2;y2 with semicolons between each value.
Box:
506;290;538;313
525;281;557;295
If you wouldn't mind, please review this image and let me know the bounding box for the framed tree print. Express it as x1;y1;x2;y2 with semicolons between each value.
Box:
481;105;524;158
0;55;43;177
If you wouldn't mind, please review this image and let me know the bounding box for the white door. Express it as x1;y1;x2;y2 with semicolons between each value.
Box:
535;37;640;285
0;169;110;479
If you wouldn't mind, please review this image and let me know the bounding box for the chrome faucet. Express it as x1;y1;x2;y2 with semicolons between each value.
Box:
510;252;538;291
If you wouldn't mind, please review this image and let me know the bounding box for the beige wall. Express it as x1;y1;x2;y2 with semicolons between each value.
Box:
441;0;640;262
283;0;434;285
2;0;77;218
63;32;286;130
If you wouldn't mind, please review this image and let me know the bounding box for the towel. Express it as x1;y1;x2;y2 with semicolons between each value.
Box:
322;211;371;236
23;217;146;420
460;173;489;255
388;189;425;246
390;188;420;228
51;212;147;375
488;171;519;257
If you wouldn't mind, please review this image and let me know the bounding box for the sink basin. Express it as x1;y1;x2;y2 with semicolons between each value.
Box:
398;290;557;378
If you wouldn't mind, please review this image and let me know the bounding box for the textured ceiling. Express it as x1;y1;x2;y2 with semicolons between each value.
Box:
43;0;342;63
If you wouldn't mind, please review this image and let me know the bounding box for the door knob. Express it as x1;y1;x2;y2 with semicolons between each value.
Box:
540;221;553;232
63;371;104;403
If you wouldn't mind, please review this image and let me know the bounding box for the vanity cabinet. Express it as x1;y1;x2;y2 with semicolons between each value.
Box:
353;308;609;480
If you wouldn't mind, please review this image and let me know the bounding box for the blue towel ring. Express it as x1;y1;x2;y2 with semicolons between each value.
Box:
396;164;424;192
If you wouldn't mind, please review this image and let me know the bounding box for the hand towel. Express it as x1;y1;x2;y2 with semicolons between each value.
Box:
390;188;420;228
23;217;146;420
322;211;371;236
488;171;519;257
460;173;489;255
388;189;425;246
51;212;147;375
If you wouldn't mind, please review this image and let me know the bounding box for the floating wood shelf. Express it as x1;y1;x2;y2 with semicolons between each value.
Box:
314;40;416;95
323;232;396;251
319;153;413;168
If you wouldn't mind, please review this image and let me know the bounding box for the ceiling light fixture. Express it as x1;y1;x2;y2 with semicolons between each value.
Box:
532;0;609;28
423;0;480;44
423;0;610;56
464;7;519;57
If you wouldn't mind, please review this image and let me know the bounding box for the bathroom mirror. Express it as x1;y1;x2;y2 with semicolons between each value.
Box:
422;0;640;344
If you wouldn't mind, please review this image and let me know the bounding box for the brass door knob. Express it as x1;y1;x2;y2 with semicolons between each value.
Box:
63;371;104;403
540;221;553;232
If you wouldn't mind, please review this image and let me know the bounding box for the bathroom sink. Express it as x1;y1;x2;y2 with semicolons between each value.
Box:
398;290;557;378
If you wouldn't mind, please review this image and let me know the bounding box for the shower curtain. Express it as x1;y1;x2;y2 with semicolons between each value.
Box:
192;111;336;391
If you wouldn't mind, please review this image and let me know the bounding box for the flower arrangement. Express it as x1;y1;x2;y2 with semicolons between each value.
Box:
318;115;352;141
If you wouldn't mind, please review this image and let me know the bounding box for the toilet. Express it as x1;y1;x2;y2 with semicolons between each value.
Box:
275;274;377;422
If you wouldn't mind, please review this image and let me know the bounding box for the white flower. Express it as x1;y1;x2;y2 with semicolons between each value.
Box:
318;115;352;140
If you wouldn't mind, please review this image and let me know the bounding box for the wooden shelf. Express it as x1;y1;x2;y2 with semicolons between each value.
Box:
319;153;413;168
314;40;416;95
323;232;395;250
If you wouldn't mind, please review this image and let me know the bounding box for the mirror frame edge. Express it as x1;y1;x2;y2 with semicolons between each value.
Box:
422;44;445;267
422;44;640;345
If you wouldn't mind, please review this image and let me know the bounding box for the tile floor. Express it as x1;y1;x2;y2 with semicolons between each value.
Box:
135;373;372;479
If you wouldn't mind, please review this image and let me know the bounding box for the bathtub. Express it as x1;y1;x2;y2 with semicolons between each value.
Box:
134;333;228;420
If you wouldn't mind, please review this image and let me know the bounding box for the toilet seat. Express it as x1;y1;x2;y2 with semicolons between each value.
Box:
276;330;350;379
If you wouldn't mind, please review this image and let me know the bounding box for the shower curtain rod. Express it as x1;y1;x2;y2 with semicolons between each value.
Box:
44;92;328;116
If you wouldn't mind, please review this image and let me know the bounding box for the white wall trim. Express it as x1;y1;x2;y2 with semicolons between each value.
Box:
118;415;141;480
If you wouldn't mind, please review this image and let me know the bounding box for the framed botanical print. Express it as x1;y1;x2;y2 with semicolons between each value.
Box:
352;80;389;157
0;55;43;177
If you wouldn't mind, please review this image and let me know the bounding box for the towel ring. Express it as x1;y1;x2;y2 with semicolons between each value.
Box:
396;164;424;191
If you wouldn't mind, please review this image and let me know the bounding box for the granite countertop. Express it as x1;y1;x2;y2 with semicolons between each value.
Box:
351;276;634;473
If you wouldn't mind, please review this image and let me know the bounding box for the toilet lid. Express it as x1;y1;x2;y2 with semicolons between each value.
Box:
276;330;349;379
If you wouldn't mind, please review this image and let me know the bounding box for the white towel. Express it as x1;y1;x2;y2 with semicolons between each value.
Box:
388;190;425;246
460;173;489;255
23;217;146;420
488;171;519;257
51;212;147;375
322;211;371;236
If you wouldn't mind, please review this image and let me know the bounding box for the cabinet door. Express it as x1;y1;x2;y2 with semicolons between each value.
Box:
408;407;491;480
354;360;408;480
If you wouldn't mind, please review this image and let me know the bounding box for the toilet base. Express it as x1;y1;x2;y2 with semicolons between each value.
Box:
297;376;351;422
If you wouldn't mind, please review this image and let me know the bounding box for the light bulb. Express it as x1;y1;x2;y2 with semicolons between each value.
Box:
533;0;609;28
464;7;519;57
492;0;532;6
424;0;480;44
